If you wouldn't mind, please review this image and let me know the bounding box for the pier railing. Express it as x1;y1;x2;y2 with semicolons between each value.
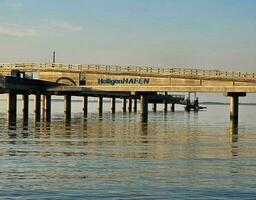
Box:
0;62;255;82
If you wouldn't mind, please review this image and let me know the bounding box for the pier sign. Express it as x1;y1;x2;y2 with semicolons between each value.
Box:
98;78;150;85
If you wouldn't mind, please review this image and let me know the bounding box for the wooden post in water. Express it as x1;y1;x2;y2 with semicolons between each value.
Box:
34;94;41;122
64;95;71;119
111;97;116;113
83;95;88;116
98;97;103;114
122;98;127;112
133;98;137;112
22;93;29;121
43;94;51;121
128;97;132;112
7;92;17;123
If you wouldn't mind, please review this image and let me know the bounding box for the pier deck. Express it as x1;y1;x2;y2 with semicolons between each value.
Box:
0;62;255;122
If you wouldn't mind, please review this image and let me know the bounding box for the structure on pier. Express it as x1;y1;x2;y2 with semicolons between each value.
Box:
0;62;256;123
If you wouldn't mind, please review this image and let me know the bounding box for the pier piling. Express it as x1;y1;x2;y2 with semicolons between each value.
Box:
22;94;29;121
164;92;168;112
64;95;72;119
224;92;246;121
128;97;132;112
164;102;168;112
111;97;116;113
34;94;41;121
43;94;51;121
8;92;17;123
171;103;175;112
83;96;88;116
122;98;127;112
98;97;103;114
152;102;157;112
133;98;137;112
230;95;239;121
140;95;148;116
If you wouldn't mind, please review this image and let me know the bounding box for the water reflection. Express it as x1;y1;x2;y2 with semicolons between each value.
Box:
229;119;239;157
140;120;148;136
230;119;238;143
22;119;29;138
8;121;16;131
141;115;148;123
1;106;256;199
65;118;71;131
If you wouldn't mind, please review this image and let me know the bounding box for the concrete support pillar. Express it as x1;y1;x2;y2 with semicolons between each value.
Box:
230;95;239;120
128;97;132;112
64;95;71;119
224;92;246;122
43;94;51;121
164;102;168;113
164;92;168;112
140;95;148;116
171;103;175;112
122;98;127;112
22;94;29;121
133;98;137;112
152;102;157;112
34;94;41;121
98;97;103;113
7;92;17;123
111;97;116;113
83;96;88;116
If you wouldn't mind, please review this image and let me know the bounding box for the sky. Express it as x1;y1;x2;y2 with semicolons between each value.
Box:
0;0;256;101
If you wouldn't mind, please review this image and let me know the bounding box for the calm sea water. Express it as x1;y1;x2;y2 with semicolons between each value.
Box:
0;99;256;199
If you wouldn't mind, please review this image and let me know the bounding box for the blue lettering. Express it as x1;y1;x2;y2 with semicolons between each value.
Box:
98;78;150;85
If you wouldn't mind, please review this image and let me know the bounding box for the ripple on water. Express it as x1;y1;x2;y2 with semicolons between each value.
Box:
0;105;256;199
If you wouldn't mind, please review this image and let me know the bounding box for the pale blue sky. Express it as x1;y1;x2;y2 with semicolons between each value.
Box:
0;0;256;72
1;0;256;102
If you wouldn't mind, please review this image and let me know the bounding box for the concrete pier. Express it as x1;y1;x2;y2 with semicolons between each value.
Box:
225;92;246;121
34;94;41;121
22;94;29;121
98;97;103;113
128;97;132;112
140;95;148;116
64;95;71;119
43;94;51;121
7;92;17;122
122;98;127;112
230;95;239;120
111;97;116;113
164;92;168;112
171;103;175;112
2;61;256;124
83;96;88;116
164;102;168;113
133;98;137;112
152;103;157;112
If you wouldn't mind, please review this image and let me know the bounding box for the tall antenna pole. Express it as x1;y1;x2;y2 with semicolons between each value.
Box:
53;51;56;63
